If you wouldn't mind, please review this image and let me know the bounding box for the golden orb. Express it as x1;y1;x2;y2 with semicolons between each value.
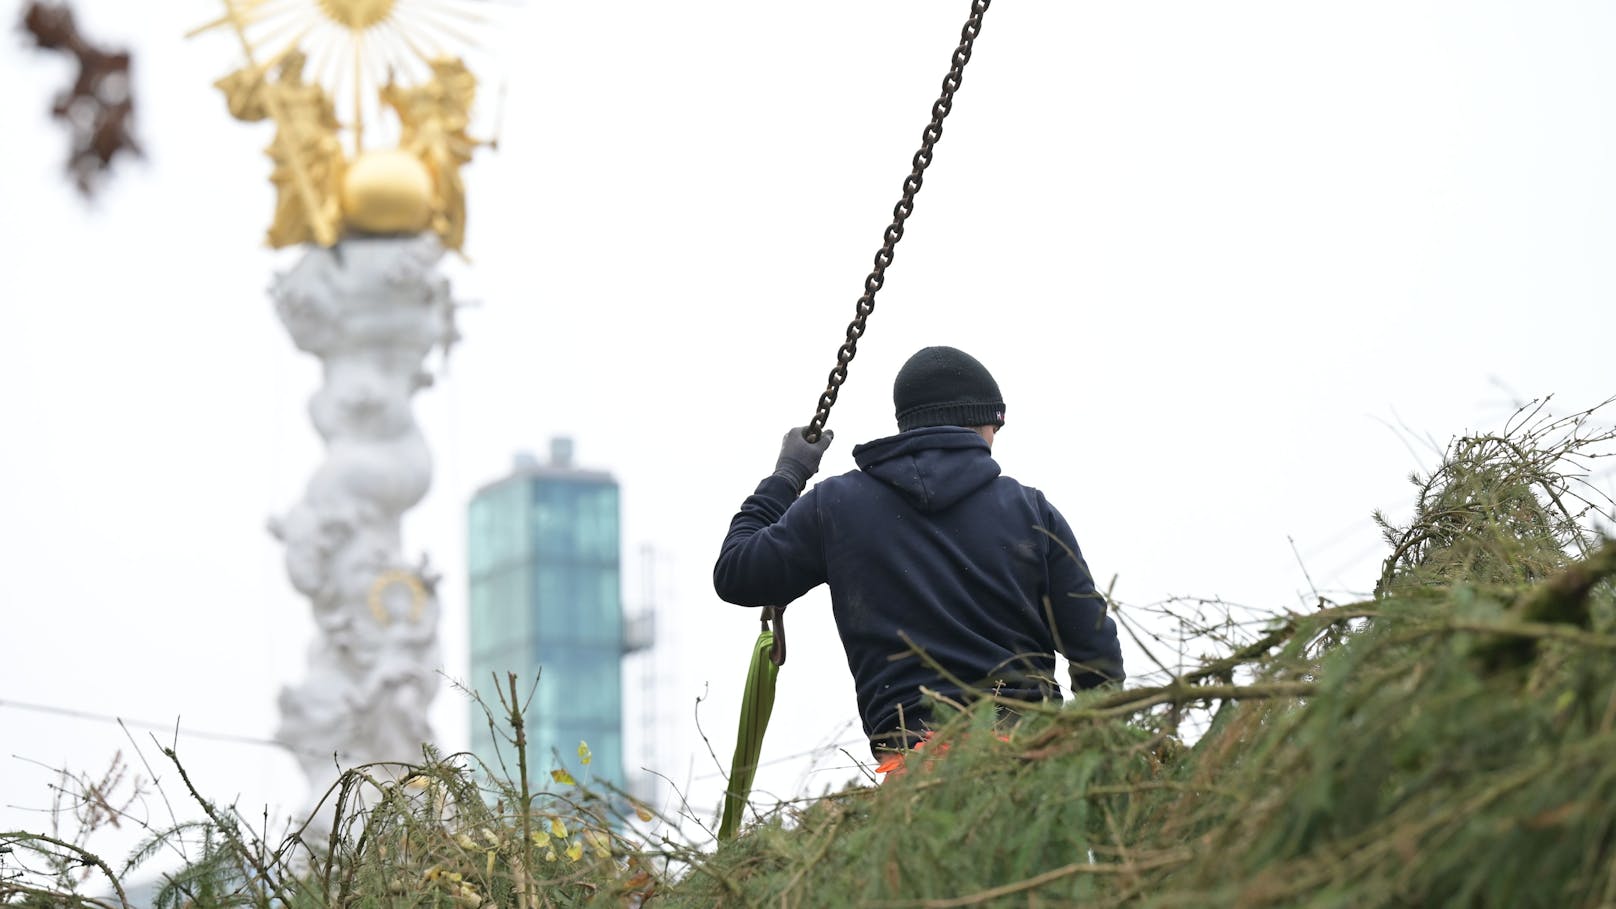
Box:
317;0;396;29
342;149;434;235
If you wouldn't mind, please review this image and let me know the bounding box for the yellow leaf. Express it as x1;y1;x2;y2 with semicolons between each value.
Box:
485;849;496;877
480;828;500;847
530;830;550;848
578;741;592;765
565;842;584;863
550;817;567;839
422;865;442;882
455;833;478;851
550;768;576;786
446;871;463;883
633;802;654;823
544;848;558;863
585;829;612;858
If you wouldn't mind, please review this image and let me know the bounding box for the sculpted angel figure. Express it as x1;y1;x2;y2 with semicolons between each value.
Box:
216;49;345;247
382;57;483;252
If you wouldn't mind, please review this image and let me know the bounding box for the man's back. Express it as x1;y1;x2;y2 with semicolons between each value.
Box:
714;425;1123;755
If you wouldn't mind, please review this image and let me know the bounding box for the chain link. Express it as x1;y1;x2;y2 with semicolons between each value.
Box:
804;0;993;445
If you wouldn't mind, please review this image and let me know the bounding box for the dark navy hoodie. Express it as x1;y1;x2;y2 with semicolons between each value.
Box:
714;425;1124;755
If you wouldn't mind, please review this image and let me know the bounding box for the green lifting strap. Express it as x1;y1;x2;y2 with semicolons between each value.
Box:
718;627;778;841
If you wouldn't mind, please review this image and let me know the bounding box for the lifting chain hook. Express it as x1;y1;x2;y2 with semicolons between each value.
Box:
761;605;787;666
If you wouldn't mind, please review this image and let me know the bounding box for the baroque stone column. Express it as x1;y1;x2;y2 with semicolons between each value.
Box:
267;234;458;838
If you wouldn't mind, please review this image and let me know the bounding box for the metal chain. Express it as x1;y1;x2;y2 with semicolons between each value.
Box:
765;0;993;668
804;0;993;445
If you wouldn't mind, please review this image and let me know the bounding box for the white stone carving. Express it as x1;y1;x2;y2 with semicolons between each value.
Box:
267;235;459;842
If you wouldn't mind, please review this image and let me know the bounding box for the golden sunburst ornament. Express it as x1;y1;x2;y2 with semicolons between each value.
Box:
317;0;398;30
193;0;499;250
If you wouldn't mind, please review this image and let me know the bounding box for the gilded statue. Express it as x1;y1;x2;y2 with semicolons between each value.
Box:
382;57;483;252
215;50;345;247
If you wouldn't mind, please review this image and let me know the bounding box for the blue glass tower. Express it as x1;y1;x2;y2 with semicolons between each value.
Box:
467;438;629;792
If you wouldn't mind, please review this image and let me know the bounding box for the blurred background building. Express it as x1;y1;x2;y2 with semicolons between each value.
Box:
466;438;656;796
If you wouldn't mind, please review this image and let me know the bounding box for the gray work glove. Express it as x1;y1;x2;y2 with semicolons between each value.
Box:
772;426;834;493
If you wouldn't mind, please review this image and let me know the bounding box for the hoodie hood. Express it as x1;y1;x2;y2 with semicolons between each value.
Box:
852;425;1001;513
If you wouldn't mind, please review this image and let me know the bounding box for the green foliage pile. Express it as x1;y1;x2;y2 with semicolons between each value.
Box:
6;399;1614;908
663;400;1616;908
673;552;1616;908
1375;398;1613;596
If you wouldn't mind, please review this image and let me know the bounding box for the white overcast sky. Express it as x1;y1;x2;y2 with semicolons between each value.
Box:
3;0;1615;860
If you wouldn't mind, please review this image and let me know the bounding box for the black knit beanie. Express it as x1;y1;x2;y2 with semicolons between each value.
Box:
893;346;1006;432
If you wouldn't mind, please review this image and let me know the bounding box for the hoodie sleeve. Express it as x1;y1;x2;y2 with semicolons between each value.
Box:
713;474;829;608
1039;495;1125;690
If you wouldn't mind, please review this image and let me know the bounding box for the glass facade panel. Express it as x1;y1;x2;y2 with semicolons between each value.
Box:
468;463;626;794
468;582;492;657
468;483;528;576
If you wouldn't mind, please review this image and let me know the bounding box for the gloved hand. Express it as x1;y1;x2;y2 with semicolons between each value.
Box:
772;426;834;492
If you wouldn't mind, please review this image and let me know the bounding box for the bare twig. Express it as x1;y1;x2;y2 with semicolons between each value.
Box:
0;831;131;908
